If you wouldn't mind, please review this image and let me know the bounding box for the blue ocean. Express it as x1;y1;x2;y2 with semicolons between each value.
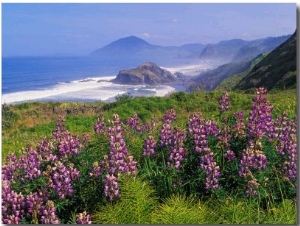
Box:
1;55;205;104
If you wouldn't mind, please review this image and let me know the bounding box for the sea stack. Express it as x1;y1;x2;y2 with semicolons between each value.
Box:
112;62;176;85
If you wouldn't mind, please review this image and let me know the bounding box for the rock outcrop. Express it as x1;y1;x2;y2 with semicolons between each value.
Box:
112;62;176;85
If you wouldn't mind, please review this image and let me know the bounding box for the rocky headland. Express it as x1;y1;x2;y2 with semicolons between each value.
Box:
112;62;176;85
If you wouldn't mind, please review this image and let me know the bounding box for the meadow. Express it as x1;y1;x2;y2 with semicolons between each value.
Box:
2;88;297;224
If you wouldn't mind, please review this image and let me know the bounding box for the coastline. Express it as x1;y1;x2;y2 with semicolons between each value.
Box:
2;62;210;105
1;78;181;105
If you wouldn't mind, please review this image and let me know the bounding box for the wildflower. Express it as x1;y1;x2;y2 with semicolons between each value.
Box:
90;162;102;178
167;128;186;170
200;151;221;190
245;179;260;196
143;136;156;157
224;150;236;161
103;174;120;201
232;111;246;138
219;91;230;112
76;211;92;224
248;87;274;141
126;112;140;129
39;200;60;224
2;180;26;224
94;116;105;135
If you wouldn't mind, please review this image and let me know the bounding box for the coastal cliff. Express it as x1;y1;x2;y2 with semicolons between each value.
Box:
112;62;176;85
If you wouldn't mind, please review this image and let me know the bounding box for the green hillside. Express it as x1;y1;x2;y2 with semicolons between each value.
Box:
234;30;297;91
216;53;268;91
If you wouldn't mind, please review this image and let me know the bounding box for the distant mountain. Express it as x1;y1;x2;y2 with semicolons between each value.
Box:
199;39;248;64
91;36;159;55
199;35;291;64
234;30;297;91
190;60;252;91
112;62;176;85
91;35;207;62
91;34;292;68
232;35;291;62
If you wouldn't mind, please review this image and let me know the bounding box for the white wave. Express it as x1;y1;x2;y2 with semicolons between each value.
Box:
2;76;177;104
161;63;215;76
154;85;176;97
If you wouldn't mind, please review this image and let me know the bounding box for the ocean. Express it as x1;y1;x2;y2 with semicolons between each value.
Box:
1;55;208;104
2;56;211;104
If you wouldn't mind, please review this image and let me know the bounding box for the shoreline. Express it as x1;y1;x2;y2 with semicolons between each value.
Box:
2;62;211;105
1;82;184;105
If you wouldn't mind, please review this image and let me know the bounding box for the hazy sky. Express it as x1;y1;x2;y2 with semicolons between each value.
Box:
2;3;296;56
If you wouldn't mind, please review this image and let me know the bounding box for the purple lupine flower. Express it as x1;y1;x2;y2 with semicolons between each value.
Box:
103;174;120;201
159;123;172;147
163;109;177;123
25;191;44;215
39;200;60;224
143;136;156;157
238;149;252;178
159;109;177;147
205;120;219;137
283;151;297;180
94;116;105;135
224;150;236;161
248;88;274;141
245;179;260;196
126;113;140;129
107;114;137;176
188;113;221;189
219;91;230;112
200;151;221;190
19;148;42;182
188;114;210;154
187;113;201;134
58;133;82;158
50;161;74;199
36;138;58;162
272;113;297;180
90;162;102;178
232;111;246;138
2;153;20;181
218;123;231;150
238;144;268;178
76;211;92;224
256;87;267;95
102;114;137;200
69;163;81;180
167;128;186;170
2;180;26;224
52;116;67;139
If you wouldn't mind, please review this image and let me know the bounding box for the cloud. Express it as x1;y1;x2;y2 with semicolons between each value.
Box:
154;18;178;24
140;32;150;38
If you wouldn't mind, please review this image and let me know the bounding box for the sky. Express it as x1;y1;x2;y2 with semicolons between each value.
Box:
1;3;297;56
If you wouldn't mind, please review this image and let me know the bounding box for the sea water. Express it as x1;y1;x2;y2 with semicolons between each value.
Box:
1;55;206;104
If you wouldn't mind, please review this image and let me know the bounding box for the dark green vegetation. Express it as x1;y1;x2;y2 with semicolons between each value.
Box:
235;30;297;91
216;53;268;91
191;60;252;90
2;88;297;224
191;29;296;92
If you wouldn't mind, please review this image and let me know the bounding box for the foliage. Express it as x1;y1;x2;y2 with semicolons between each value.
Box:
151;194;217;224
93;175;158;224
1;88;297;224
2;104;19;129
235;30;296;91
216;52;267;91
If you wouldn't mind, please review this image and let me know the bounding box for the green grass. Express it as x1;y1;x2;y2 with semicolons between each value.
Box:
2;89;296;161
2;89;297;224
